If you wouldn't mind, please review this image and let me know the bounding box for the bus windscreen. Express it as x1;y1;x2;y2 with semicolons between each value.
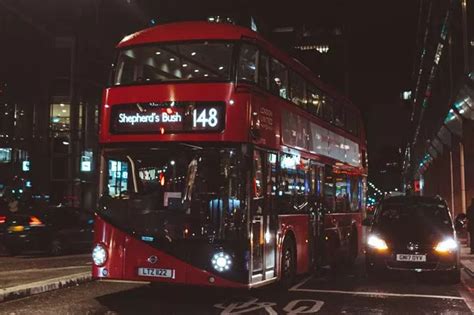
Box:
112;42;234;85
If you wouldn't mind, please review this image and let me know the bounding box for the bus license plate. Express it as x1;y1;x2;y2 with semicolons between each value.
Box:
396;254;426;262
138;268;175;279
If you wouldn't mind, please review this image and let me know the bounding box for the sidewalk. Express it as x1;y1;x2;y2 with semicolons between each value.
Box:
461;245;474;277
0;253;92;303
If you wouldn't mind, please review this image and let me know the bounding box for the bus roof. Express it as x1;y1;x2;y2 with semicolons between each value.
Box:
117;21;360;114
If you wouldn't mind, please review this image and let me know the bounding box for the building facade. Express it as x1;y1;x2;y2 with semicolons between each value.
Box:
0;0;147;210
404;0;474;216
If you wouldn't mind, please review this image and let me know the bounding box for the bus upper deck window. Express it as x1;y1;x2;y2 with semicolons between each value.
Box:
270;58;289;99
237;44;258;83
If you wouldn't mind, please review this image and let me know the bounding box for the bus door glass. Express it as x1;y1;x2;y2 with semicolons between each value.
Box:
250;149;277;283
309;163;326;266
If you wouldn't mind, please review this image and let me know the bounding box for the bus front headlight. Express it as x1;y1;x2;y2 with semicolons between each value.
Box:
92;244;108;266
212;252;232;272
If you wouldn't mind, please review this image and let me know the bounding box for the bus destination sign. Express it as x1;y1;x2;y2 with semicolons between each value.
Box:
110;101;225;134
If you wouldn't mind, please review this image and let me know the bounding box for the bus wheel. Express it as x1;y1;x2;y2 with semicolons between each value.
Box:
280;239;296;289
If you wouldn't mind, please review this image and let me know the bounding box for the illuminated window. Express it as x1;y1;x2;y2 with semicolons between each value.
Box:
50;103;70;132
113;42;233;85
0;148;12;163
253;151;264;199
107;160;129;198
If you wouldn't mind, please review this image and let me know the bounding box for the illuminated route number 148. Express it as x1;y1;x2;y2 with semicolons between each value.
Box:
193;108;219;128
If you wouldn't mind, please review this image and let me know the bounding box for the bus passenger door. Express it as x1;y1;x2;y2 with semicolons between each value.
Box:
250;149;277;284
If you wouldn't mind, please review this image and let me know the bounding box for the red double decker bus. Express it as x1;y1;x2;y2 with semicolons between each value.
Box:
92;21;367;288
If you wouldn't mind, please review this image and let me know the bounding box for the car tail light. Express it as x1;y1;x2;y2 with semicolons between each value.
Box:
29;216;44;226
0;215;6;224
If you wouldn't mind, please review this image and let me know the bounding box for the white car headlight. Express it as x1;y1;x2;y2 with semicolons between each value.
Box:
367;235;388;251
434;238;458;253
92;244;108;266
211;252;232;272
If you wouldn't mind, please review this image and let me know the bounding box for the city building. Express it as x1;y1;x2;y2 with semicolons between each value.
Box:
404;0;473;216
0;1;148;209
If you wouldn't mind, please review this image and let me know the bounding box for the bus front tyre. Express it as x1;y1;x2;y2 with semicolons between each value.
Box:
280;239;296;289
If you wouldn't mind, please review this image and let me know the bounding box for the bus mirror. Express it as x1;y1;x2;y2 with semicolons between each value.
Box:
362;217;373;226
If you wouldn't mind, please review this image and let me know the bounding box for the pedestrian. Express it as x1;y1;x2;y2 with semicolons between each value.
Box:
467;198;474;254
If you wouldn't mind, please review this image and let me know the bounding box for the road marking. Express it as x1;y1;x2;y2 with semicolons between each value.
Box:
289;276;313;291
291;287;465;300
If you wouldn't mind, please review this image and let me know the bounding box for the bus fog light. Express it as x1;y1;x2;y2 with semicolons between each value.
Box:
92;244;108;266
211;252;232;272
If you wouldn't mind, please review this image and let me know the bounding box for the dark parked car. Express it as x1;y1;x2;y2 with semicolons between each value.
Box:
363;196;460;283
1;206;94;256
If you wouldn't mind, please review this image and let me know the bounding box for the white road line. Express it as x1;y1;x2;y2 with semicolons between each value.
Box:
289;276;313;291
291;287;465;300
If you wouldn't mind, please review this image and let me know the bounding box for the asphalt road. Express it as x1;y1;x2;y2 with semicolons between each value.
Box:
1;259;474;314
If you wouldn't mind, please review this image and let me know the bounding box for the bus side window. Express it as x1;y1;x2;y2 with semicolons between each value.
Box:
253;150;264;201
289;71;306;108
334;171;349;213
345;108;357;135
258;53;270;90
270;58;289;99
333;102;345;129
307;85;324;118
323;165;335;212
349;175;363;212
278;154;309;213
323;96;334;124
238;43;258;83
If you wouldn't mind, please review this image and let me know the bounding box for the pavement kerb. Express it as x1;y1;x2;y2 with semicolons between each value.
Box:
461;260;474;277
0;271;92;303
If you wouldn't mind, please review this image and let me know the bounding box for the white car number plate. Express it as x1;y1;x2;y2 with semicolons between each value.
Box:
396;254;426;262
138;268;175;279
